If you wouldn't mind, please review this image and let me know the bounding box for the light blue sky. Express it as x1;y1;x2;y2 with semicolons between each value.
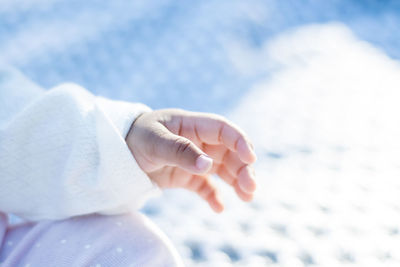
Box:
1;0;399;112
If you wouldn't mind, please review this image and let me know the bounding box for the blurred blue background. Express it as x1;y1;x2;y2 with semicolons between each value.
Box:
1;0;400;113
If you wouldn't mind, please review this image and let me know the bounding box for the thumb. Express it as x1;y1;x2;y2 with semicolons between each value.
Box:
153;128;213;174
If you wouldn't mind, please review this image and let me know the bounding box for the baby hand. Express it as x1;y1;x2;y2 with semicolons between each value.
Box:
126;109;257;213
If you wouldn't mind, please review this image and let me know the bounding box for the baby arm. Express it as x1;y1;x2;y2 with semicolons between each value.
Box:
0;66;157;220
0;64;255;219
126;109;257;212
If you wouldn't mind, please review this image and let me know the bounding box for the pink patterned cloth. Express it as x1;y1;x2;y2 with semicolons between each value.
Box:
0;212;183;267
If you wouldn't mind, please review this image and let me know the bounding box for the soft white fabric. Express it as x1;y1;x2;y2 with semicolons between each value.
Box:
0;212;184;267
0;64;160;221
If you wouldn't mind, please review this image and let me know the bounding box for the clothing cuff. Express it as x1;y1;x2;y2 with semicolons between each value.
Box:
93;94;161;215
95;96;152;138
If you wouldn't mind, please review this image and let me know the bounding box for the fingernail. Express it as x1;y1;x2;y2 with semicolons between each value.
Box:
246;140;256;156
238;138;257;162
250;149;257;161
251;168;256;177
239;166;257;193
196;155;213;172
249;142;254;150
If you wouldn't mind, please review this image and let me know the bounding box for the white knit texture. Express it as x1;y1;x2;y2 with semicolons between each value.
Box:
0;65;159;221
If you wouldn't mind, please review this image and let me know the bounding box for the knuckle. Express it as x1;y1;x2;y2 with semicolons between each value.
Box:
174;138;192;156
210;113;226;122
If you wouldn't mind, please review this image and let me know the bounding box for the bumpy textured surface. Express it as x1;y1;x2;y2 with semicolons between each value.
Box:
143;25;400;266
1;1;400;266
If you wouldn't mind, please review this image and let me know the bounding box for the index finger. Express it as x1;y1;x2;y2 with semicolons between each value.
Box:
193;113;256;164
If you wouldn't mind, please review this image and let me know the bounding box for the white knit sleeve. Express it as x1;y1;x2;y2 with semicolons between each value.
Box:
0;65;160;221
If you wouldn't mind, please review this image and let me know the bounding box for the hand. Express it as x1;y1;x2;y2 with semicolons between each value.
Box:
126;109;257;213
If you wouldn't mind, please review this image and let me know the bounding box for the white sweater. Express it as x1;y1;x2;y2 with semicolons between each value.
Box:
0;64;159;221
